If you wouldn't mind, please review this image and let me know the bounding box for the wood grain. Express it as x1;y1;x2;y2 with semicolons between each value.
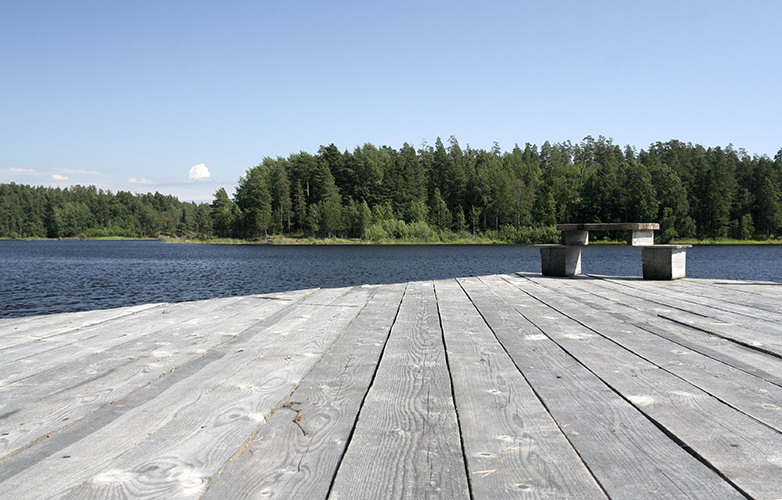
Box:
589;277;782;338
203;283;405;499
0;292;312;461
620;276;782;313
518;275;782;431
329;281;470;499
2;274;780;498
493;274;782;498
461;276;743;499
615;277;782;323
520;274;782;386
0;286;371;499
0;303;164;351
435;279;605;498
0;298;245;385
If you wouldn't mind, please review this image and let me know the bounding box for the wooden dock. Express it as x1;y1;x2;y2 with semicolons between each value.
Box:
1;274;781;499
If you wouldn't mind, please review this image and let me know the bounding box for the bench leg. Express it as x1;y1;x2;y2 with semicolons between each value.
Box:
630;230;655;246
541;247;582;276
562;230;589;245
642;247;687;280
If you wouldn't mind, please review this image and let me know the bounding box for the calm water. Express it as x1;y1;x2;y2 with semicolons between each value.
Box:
1;240;780;318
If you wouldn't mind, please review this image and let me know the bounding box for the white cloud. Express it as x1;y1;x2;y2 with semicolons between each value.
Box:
188;163;211;181
128;177;153;185
57;168;102;175
51;174;69;181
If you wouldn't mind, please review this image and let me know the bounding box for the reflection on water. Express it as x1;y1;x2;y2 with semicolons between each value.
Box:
0;241;780;317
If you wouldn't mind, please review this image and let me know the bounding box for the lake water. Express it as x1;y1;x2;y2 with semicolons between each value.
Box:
1;240;780;318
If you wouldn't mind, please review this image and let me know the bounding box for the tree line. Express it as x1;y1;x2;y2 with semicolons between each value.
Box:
2;137;781;242
215;136;782;242
0;184;212;238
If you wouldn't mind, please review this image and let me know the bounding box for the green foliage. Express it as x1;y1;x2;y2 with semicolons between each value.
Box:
211;188;237;238
343;199;371;238
429;188;452;232
622;161;658;222
0;183;212;239
365;218;440;243
310;165;343;237
268;159;292;233
234;165;272;238
57;201;95;237
408;220;438;240
405;200;429;224
392;143;428;218
497;225;560;244
753;171;782;237
737;214;755;240
3;137;781;243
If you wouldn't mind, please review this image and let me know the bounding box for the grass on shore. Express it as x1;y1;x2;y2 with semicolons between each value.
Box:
0;236;157;241
672;237;782;245
4;235;781;245
163;234;503;245
580;236;782;245
162;235;782;245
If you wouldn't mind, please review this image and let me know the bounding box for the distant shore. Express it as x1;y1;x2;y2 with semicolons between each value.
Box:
5;236;781;246
165;237;782;246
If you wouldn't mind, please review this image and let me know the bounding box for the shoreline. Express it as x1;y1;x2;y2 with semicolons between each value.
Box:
2;236;781;246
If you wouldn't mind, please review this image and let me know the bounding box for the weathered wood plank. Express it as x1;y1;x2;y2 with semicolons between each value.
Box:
460;276;744;499
329;281;470;499
567;276;782;357
434;279;605;498
489;274;782;498
506;275;782;432
0;292;314;461
202;283;405;499
661;277;782;307
0;297;249;386
0;286;373;499
589;277;782;337
0;291;316;351
520;274;782;386
2;273;781;498
0;303;165;350
635;278;782;320
0;289;317;383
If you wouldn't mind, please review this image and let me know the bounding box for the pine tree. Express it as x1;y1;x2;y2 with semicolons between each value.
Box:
269;160;292;233
311;165;342;236
622;161;658;222
754;174;782;238
211;187;237;237
293;183;307;232
429;187;452;232
234;166;272;238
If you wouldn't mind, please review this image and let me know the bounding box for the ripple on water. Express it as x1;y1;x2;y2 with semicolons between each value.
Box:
1;241;780;317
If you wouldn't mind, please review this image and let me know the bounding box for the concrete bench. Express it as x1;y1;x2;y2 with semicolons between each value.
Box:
536;223;691;280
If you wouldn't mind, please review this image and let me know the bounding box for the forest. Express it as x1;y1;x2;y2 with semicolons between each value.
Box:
2;137;781;243
0;185;212;240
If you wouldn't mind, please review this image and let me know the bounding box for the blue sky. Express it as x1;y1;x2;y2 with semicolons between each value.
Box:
1;1;780;201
